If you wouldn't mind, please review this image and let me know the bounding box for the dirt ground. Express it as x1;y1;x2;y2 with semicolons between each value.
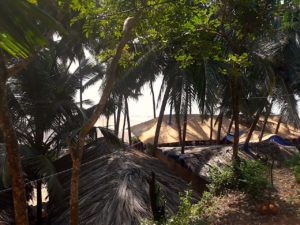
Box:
210;168;300;225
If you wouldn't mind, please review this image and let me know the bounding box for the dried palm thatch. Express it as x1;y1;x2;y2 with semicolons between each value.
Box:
131;115;300;145
160;143;298;181
50;140;198;225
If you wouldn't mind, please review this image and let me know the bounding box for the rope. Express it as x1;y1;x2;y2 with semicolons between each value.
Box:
0;141;143;194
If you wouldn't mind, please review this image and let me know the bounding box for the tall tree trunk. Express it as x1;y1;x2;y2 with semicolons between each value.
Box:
227;115;234;134
150;81;156;119
174;90;182;147
259;101;273;142
125;97;131;145
210;107;214;145
0;58;29;225
231;75;240;162
154;84;171;149
79;58;83;110
168;99;173;125
244;108;263;147
35;129;44;225
115;95;123;136
69;15;140;225
122;110;127;143
189;92;192;115
36;180;42;225
275;115;282;134
181;87;189;154
106;115;109;129
216;112;223;144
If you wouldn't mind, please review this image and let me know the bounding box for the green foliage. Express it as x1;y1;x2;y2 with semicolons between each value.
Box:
209;159;270;200
285;153;300;183
239;160;270;199
146;143;156;156
142;189;212;225
0;0;64;58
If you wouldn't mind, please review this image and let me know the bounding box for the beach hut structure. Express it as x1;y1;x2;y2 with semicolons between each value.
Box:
49;140;199;225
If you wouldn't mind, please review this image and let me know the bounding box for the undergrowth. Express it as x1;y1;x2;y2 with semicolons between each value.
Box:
208;159;270;200
142;190;215;225
285;153;300;183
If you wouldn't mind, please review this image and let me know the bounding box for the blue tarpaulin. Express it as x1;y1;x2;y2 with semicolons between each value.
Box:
265;135;293;146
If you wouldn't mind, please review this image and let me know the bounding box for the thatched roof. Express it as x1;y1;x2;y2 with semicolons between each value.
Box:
131;115;300;144
50;140;198;225
159;143;299;181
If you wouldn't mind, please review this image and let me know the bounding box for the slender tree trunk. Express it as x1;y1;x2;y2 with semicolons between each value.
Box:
79;58;83;110
69;15;140;225
106;115;109;129
122;110;127;143
189;92;192;115
181;87;189;154
125;97;132;145
168;99;173;125
227;115;234;134
275;115;282;134
113;110;116;128
210;107;214;145
259;102;273;142
36;180;42;225
216;112;223;144
150;81;156;119
231;75;240;162
174;89;182;147
0;58;29;225
244;108;263;146
154;84;171;149
115;95;123;136
35;130;44;225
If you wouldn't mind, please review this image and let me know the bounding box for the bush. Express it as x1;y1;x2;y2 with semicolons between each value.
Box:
208;159;270;200
142;190;212;225
286;154;300;183
239;160;269;199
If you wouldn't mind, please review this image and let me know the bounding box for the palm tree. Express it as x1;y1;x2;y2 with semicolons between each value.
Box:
0;1;64;224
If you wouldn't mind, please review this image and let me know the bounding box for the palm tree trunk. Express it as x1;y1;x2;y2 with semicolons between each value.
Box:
181;87;189;154
106;115;109;129
36;180;42;225
227;115;234;134
79;58;83;110
0;59;29;225
216;112;223;144
168;99;173;125
122;110;127;143
189;92;192;115
259;102;273;142
231;75;240;162
154;84;171;149
69;15;140;225
244;108;263;147
275;115;282;134
125;97;131;145
210;107;214;145
115;95;123;136
150;81;156;119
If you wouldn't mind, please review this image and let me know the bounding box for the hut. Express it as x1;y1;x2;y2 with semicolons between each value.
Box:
49;139;199;225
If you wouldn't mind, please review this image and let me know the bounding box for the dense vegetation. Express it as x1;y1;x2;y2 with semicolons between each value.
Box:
1;0;300;225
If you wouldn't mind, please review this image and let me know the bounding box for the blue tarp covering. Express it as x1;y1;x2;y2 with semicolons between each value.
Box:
265;135;293;146
224;133;293;152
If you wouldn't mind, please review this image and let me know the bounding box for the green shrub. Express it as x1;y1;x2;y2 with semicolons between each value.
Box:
208;166;238;195
142;190;212;225
239;160;269;199
285;154;300;183
208;159;270;200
